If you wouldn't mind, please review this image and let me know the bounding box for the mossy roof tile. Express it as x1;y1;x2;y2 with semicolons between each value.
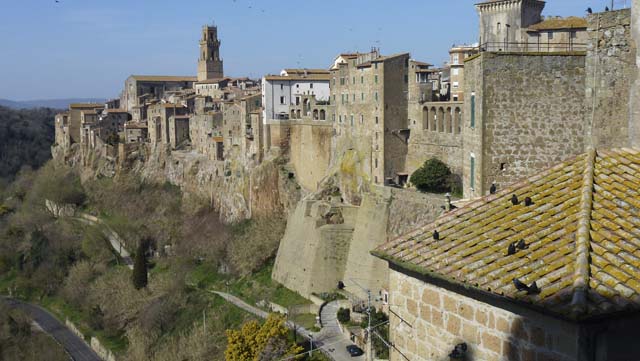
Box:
374;148;640;320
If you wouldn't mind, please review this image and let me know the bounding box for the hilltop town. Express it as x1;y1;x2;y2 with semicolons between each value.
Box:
46;0;640;360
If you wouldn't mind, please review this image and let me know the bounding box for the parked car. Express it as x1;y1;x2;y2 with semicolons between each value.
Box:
346;345;364;357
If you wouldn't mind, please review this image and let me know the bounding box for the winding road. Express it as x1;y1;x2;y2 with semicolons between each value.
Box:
2;297;101;361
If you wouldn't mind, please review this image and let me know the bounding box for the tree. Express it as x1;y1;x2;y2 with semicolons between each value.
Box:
132;238;149;290
225;314;302;361
337;308;350;323
410;158;452;193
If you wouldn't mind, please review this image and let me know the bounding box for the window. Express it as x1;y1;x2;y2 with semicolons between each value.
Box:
361;76;364;84
339;115;342;123
374;75;379;84
340;77;345;85
280;96;285;105
352;94;355;102
470;92;476;128
548;31;554;40
375;116;379;124
310;83;314;89
375;92;379;102
333;94;336;102
332;78;336;85
360;114;364;123
453;95;459;101
452;54;459;64
352;76;356;84
332;113;336;122
470;154;476;190
374;63;378;69
296;84;299;88
453;81;459;89
280;84;284;90
375;158;378;168
570;31;577;39
452;68;460;76
350;115;354;126
361;93;364;101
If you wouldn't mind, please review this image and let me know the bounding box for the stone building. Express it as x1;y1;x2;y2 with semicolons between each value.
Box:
449;45;478;102
406;59;464;180
197;25;224;82
261;68;331;122
54;112;70;149
124;122;148;144
147;103;189;147
67;103;105;144
330;50;410;186
477;0;587;52
373;148;640;361
121;75;196;121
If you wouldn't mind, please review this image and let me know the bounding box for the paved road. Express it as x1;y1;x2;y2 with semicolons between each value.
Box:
75;215;133;269
3;298;101;361
316;301;364;361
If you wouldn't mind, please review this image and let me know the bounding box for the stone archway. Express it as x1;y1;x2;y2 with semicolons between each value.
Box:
455;107;462;134
446;107;453;133
423;107;429;130
438;107;445;132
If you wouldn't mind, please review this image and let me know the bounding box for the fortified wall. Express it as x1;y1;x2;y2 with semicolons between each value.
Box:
273;187;446;300
462;52;587;198
633;4;640;147
288;121;333;191
586;9;637;149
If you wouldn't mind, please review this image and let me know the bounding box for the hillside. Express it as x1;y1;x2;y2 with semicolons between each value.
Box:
0;98;106;110
0;106;56;184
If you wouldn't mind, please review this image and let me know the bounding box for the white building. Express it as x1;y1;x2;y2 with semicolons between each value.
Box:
261;69;331;122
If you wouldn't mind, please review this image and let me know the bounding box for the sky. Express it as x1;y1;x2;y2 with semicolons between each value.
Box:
0;0;628;101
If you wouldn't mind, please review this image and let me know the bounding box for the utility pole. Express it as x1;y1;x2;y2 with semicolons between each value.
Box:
367;289;373;361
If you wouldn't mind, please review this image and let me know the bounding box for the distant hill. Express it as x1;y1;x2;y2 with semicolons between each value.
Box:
0;98;107;110
0;106;56;183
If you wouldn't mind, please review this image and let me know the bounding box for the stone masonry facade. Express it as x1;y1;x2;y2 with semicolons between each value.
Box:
389;269;580;361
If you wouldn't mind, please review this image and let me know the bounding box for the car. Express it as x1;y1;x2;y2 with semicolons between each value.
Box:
346;345;364;357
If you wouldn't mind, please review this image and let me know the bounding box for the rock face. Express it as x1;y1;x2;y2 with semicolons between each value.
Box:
53;142;300;224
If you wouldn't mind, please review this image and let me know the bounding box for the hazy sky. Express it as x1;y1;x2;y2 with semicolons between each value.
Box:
0;0;626;100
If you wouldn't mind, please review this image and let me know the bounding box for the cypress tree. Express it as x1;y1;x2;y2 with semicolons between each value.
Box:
132;238;148;289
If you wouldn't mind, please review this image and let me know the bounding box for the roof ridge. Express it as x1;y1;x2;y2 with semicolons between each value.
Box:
570;147;596;316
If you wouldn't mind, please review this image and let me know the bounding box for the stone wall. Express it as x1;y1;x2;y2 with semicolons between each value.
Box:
463;52;586;198
289;122;333;191
585;9;636;149
388;269;580;361
407;101;463;177
632;4;640;147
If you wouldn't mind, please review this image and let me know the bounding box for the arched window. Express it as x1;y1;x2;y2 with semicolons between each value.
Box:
291;109;296;119
313;109;319;120
446;107;453;133
430;107;437;131
438;107;445;132
422;107;429;130
296;109;301;119
454;108;462;134
320;109;326;120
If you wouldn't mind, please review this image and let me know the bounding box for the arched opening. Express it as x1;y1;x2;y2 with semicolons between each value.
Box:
455;108;462;134
313;109;319;120
438;107;445;132
291;109;296;119
422;107;429;130
296;109;301;119
430;107;437;131
320;109;326;120
446;107;453;133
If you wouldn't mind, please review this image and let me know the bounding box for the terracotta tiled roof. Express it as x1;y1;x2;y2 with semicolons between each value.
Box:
373;148;640;320
529;17;588;31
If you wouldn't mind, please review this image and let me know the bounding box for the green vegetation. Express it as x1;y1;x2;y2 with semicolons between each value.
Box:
0;163;275;360
0;302;68;361
337;307;350;323
410;158;458;194
361;308;389;359
0;106;57;184
225;313;302;361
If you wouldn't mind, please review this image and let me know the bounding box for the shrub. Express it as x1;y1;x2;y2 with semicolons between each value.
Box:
337;307;350;323
410;158;452;193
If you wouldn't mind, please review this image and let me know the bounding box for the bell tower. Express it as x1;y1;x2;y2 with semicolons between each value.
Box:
197;25;224;82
